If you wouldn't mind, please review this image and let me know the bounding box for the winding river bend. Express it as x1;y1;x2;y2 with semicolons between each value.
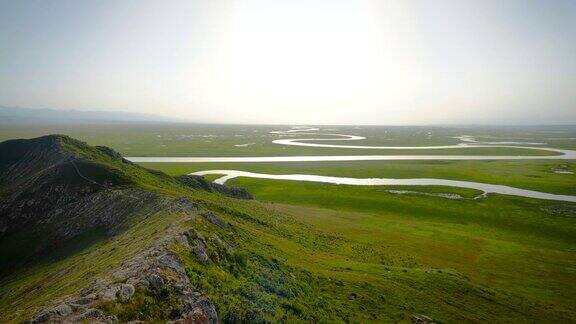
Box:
191;170;576;203
127;127;576;202
129;127;576;162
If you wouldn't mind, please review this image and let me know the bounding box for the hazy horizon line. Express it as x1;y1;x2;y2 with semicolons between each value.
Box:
2;105;576;127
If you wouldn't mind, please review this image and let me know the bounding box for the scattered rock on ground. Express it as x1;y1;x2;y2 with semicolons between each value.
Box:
201;211;227;228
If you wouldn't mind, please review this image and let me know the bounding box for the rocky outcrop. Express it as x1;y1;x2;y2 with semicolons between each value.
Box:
176;175;253;200
184;228;211;264
29;226;219;324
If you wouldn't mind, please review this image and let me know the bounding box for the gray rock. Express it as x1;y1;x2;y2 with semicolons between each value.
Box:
193;239;210;264
73;308;104;321
174;234;191;249
178;299;219;324
148;274;165;292
158;253;185;273
201;211;226;228
101;283;135;301
53;303;72;316
118;283;135;300
32;310;53;323
126;277;147;289
101;287;118;301
70;294;95;307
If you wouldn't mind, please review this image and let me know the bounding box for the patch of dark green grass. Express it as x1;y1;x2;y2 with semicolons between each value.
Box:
97;288;181;322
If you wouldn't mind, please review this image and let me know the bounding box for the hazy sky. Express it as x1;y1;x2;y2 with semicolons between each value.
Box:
1;0;575;125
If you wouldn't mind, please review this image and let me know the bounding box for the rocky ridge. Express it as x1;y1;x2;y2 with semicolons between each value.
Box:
0;135;252;322
28;197;229;323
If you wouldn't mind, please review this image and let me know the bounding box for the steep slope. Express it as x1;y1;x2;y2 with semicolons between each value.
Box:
0;135;223;322
0;135;165;274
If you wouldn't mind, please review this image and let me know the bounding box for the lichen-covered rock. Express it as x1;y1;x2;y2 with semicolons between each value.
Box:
101;283;135;301
28;303;72;323
170;298;219;324
70;294;96;308
193;238;210;264
158;253;186;273
117;284;135;301
53;304;72;317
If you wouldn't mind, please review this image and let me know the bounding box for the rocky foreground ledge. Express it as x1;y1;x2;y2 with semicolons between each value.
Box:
27;198;236;324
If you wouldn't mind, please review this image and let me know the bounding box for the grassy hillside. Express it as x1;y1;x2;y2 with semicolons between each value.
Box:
1;135;575;322
223;177;576;320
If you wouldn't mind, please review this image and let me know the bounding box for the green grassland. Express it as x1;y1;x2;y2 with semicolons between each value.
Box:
1;126;576;322
223;178;576;320
140;159;576;195
2;151;575;322
1;123;574;156
133;151;576;322
7;161;574;322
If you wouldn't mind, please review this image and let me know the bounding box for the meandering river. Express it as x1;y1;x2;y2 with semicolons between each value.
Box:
129;127;576;162
127;127;576;202
191;169;576;203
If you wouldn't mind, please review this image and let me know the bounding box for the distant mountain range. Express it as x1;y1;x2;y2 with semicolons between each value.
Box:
0;106;180;124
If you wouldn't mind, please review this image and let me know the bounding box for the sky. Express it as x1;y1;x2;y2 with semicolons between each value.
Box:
1;0;575;125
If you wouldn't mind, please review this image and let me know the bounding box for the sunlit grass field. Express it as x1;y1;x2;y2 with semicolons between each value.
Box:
1;123;575;322
141;159;576;195
216;177;576;321
1;123;575;156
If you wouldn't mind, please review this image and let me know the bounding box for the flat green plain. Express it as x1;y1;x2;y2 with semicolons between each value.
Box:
1;123;574;156
141;159;576;195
